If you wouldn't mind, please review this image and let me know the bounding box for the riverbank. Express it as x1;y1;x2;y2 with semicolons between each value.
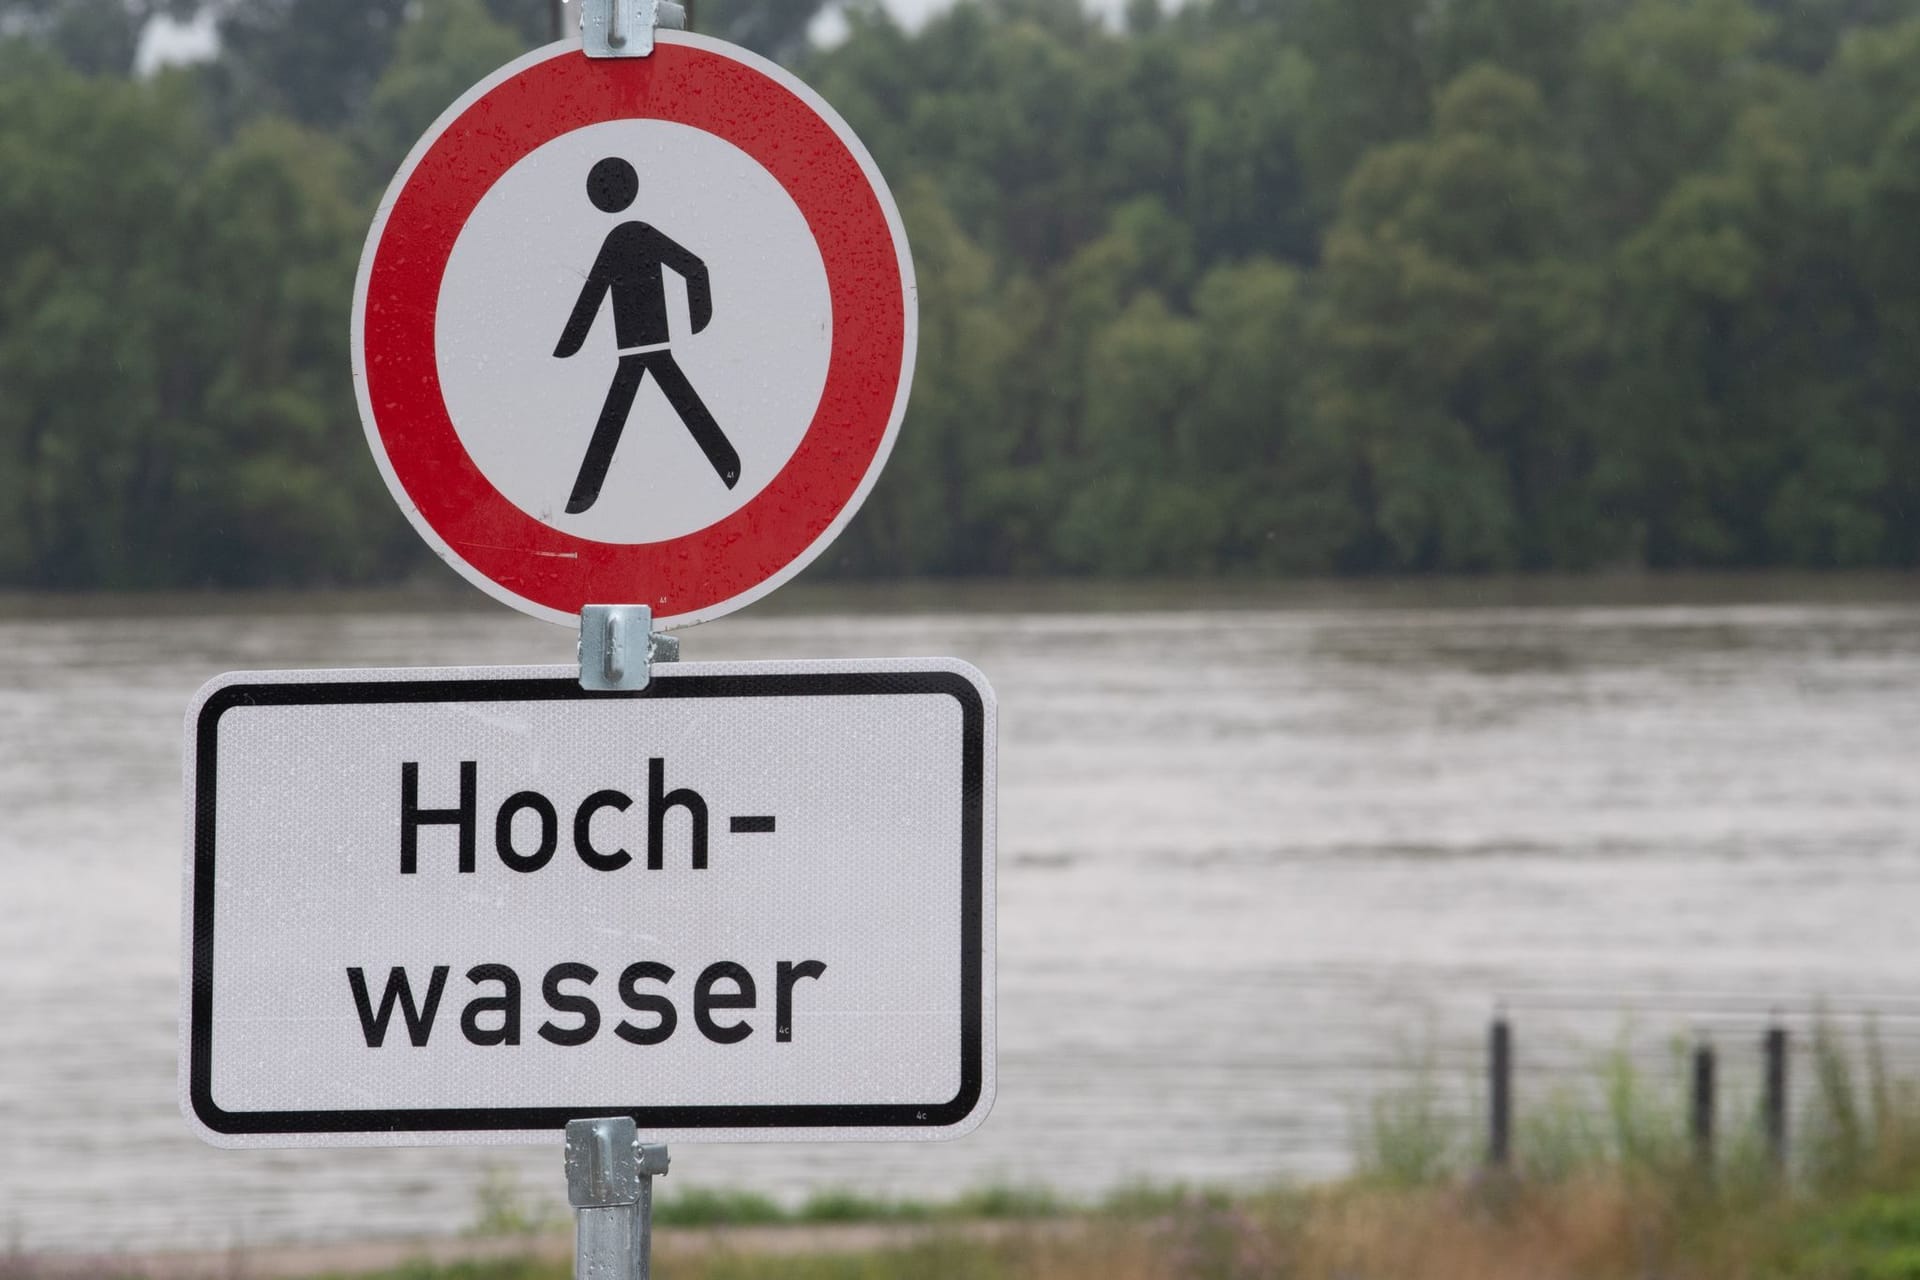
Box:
0;567;1914;623
10;1174;1917;1280
14;1024;1920;1278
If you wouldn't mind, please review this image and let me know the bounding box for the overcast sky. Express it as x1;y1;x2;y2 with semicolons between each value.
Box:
814;0;1141;41
137;1;1158;74
878;0;1138;23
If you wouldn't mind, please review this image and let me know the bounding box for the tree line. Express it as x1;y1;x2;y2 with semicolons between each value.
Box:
1;0;1916;589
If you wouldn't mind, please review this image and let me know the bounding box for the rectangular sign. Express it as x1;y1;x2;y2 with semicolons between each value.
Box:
180;659;995;1148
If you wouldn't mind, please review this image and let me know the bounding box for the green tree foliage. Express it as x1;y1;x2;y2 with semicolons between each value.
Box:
0;51;407;587
358;0;525;181
1309;66;1601;571
806;0;1920;576
2;0;1919;589
210;0;413;128
695;0;837;60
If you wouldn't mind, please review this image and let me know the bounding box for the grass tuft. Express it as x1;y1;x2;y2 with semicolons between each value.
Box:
653;1186;789;1228
1355;1064;1462;1188
466;1165;565;1239
946;1184;1066;1220
1095;1179;1231;1218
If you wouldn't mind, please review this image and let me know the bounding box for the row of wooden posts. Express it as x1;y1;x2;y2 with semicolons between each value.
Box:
1486;1017;1793;1168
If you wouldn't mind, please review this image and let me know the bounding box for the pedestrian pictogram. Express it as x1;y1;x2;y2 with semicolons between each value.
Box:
554;156;738;512
352;34;917;628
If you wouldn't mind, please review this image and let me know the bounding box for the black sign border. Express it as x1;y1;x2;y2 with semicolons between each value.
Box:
189;670;987;1138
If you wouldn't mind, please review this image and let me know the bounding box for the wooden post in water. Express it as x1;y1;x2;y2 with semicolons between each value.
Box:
1764;1023;1790;1173
1488;1014;1512;1168
1691;1039;1716;1173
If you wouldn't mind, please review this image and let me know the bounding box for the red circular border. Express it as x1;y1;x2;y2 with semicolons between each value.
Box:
360;43;906;621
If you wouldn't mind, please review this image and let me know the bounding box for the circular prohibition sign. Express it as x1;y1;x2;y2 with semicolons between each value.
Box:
352;33;916;628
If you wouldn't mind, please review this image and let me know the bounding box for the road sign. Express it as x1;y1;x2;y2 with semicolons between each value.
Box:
180;660;994;1148
352;35;917;628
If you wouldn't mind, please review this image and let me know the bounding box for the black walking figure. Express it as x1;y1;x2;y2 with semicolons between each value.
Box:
553;156;739;515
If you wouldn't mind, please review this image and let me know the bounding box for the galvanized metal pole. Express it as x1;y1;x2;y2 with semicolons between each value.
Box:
1488;1014;1512;1168
683;0;695;32
1763;1024;1789;1172
566;1117;669;1280
1690;1039;1715;1172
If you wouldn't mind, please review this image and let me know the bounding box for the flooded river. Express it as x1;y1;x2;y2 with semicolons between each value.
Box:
1;578;1915;1251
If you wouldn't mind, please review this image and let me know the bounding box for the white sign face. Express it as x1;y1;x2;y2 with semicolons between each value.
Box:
435;119;833;545
180;660;994;1149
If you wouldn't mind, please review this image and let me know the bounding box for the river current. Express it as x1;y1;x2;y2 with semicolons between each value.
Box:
1;579;1915;1250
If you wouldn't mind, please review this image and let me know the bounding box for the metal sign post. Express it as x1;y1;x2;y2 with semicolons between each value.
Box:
570;13;680;1270
183;4;987;1279
570;612;670;1280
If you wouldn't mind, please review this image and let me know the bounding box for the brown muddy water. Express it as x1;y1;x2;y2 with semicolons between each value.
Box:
1;578;1915;1251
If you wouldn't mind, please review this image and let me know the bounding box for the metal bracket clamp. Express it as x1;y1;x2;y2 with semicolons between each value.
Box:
580;605;681;692
582;0;685;57
566;1117;670;1280
565;1116;670;1203
567;1117;642;1208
